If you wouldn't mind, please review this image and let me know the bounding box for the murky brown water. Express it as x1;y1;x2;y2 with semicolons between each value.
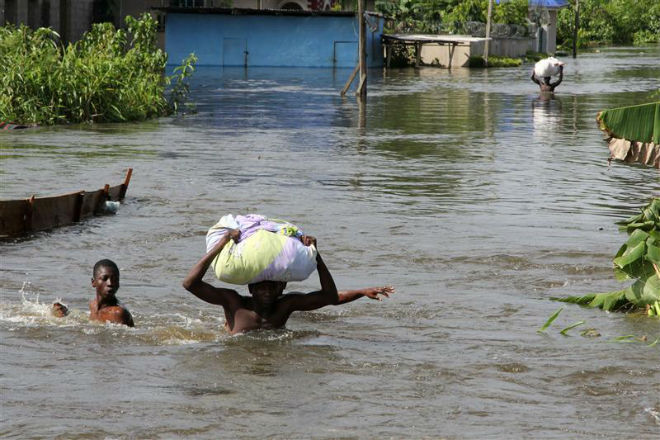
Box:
1;46;659;439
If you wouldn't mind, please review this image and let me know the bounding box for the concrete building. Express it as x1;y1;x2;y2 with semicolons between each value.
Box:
2;0;565;62
529;0;569;55
0;0;360;43
409;0;569;68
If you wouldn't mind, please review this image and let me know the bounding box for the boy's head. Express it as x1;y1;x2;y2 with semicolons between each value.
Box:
92;259;120;299
248;281;286;303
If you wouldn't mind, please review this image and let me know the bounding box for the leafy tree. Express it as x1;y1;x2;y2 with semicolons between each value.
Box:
557;0;660;48
376;0;529;34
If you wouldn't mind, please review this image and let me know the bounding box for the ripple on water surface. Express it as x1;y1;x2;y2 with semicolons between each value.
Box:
1;47;659;439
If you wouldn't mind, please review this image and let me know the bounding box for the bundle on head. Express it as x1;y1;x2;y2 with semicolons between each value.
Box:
206;214;317;285
534;57;564;78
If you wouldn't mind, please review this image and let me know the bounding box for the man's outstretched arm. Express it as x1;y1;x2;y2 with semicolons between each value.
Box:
182;230;241;307
337;286;395;305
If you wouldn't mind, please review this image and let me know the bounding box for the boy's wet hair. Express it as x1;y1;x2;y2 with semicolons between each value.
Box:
93;259;119;278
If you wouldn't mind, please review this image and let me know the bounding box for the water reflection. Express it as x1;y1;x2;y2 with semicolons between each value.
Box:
532;94;563;138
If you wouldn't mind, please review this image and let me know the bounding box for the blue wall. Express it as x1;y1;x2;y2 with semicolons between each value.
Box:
165;13;383;68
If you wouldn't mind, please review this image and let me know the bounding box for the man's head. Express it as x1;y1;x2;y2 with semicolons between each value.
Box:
92;259;120;299
248;281;287;303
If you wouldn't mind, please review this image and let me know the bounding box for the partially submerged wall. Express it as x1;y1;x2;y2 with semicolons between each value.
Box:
164;10;384;68
421;36;535;68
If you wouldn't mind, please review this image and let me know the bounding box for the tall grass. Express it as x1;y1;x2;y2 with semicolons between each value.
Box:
0;13;195;125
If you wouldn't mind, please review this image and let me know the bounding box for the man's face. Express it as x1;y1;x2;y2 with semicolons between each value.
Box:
92;266;119;299
249;281;286;302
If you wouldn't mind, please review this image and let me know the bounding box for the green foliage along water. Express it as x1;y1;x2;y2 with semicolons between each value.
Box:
556;198;660;315
376;0;528;33
0;13;196;125
375;0;660;48
557;0;660;48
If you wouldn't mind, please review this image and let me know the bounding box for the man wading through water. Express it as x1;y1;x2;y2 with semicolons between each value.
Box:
183;229;394;335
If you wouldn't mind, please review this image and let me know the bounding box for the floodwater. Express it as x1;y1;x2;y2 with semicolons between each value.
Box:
1;46;659;439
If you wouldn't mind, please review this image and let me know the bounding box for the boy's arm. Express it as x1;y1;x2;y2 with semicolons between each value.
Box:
337;286;395;305
182;230;241;307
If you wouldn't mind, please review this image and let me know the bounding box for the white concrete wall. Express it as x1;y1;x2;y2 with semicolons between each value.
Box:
479;37;536;58
543;10;558;54
421;36;535;68
421;43;472;68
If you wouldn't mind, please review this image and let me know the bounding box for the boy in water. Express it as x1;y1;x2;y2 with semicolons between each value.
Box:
89;259;134;327
183;230;394;335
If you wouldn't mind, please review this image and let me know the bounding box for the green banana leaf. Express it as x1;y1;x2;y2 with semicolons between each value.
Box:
614;240;646;268
625;274;660;306
554;289;629;312
612;228;657;280
597;102;660;144
554;197;660;313
646;239;660;266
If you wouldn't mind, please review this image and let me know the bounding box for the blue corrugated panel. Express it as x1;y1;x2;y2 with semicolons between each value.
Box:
164;13;384;68
528;0;570;8
498;0;569;7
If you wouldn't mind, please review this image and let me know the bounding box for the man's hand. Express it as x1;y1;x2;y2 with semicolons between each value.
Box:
336;285;396;304
227;228;241;242
300;235;317;247
362;286;395;301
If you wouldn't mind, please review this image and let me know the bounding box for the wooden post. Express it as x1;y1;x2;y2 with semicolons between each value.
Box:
73;191;84;223
572;0;579;58
25;195;35;234
358;98;366;130
484;0;493;66
385;41;391;68
341;64;360;96
355;0;367;100
447;42;456;69
119;167;133;200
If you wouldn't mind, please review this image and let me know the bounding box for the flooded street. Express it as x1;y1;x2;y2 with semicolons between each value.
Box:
1;46;659;439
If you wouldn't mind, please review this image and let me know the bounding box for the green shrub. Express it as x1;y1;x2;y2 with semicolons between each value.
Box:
525;50;547;62
0;13;195;125
633;30;660;46
468;55;522;68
